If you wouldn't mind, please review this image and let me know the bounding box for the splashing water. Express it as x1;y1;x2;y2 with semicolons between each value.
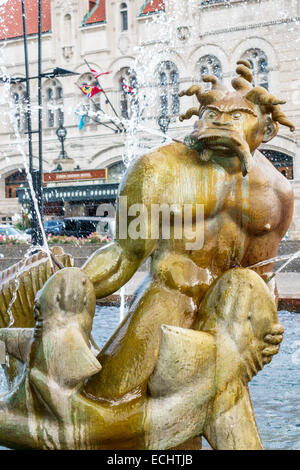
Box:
248;250;300;284
6;110;54;272
5;244;54;327
0;16;54;331
249;251;300;270
119;285;126;324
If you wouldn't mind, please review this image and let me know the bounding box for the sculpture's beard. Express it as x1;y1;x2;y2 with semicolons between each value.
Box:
189;129;253;177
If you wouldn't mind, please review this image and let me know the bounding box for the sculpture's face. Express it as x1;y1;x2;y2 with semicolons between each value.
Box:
200;105;261;152
189;93;278;176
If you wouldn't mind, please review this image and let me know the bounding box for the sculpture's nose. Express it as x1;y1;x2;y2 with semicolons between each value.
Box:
213;120;232;127
212;112;233;128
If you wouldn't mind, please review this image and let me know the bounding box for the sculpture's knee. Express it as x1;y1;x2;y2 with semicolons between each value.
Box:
154;252;212;298
196;268;278;340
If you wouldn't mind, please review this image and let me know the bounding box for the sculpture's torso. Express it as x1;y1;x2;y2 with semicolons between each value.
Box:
132;143;293;291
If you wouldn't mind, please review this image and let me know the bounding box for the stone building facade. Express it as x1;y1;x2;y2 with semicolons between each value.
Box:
0;0;299;237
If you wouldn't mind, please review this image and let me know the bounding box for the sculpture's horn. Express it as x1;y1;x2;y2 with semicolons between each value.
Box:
202;75;227;97
272;105;295;132
236;60;253;83
232;59;253;92
179;107;199;122
246;87;286;106
179;85;204;104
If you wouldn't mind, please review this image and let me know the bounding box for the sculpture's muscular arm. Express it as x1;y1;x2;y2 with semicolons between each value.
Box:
243;153;294;284
82;156;157;299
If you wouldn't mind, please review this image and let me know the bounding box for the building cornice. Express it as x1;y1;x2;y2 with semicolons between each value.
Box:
200;16;300;38
200;0;263;10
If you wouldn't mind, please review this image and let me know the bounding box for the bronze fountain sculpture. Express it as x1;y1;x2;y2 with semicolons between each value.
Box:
0;60;295;450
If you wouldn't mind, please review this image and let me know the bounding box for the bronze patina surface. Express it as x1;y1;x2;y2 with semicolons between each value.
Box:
0;61;295;449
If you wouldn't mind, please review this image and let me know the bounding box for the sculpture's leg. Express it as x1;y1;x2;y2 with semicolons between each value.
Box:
198;267;282;450
85;276;198;400
203;386;263;450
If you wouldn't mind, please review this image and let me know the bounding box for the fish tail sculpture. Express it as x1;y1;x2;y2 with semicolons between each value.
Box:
0;246;74;329
0;246;74;384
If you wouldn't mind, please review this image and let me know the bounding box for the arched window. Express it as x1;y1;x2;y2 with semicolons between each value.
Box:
56;86;64;126
5;169;26;199
63;14;72;46
77;72;101;125
11;84;27;131
156;61;180;117
120;3;128;31
45;79;64;128
260;150;293;179
12;92;21;130
47;87;54;127
242;49;269;90
119;67;138;119
198;55;222;89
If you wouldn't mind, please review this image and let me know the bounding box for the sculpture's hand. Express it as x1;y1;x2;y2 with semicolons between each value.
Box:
262;324;284;364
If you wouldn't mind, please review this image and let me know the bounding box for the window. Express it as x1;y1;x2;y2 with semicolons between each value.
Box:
56;86;64;126
120;3;128;31
12;92;21;130
45;79;64;128
260;150;293;180
63;14;72;46
11;84;27;131
156;61;180;117
47;87;54;127
89;1;97;11
5;169;26;199
242;49;269;90
119;67;138;119
198;55;222;89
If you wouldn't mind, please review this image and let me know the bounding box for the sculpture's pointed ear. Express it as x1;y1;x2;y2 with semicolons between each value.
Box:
262;117;278;143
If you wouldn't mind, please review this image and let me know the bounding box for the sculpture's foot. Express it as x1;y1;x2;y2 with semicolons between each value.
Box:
171;436;202;450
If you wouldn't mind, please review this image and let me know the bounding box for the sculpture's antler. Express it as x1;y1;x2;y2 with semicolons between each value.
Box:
179;85;204;103
272;105;295;132
232;59;253;92
246;87;295;132
179;107;199;122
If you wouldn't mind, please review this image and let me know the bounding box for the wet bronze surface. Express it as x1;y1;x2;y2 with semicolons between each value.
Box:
0;61;295;449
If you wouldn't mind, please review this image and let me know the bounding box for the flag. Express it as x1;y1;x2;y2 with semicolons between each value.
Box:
121;78;135;95
75;109;87;130
89;66;112;79
78;84;103;98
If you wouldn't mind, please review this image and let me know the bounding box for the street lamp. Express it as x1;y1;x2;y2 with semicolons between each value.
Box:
0;0;80;246
56;124;68;159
